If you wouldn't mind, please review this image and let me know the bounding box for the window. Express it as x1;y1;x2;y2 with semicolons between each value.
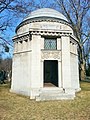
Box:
44;38;57;50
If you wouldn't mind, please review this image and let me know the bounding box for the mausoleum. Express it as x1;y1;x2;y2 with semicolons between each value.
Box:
11;8;81;101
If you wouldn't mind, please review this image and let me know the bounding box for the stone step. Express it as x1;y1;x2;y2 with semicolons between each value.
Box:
36;93;75;101
40;87;64;93
36;88;75;101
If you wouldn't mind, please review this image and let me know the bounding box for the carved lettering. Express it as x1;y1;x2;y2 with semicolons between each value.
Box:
40;24;62;29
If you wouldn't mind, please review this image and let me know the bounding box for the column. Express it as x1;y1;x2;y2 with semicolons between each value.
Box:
14;42;18;53
40;60;44;88
18;41;22;52
30;35;41;88
61;36;71;88
75;55;80;91
58;60;62;88
23;40;27;51
30;35;41;99
57;38;61;50
41;37;44;49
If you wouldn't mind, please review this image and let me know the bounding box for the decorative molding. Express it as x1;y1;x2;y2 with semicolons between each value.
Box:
14;50;32;55
41;50;61;60
13;33;29;42
70;35;78;45
30;28;72;37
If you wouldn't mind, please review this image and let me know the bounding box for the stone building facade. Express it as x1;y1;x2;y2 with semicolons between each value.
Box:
11;8;81;101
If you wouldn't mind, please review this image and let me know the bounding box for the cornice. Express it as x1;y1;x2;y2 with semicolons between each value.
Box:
70;35;79;45
12;32;29;42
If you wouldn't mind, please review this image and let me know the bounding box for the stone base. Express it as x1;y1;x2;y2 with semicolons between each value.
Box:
75;88;81;92
10;89;30;96
10;87;80;101
30;88;40;99
64;88;75;97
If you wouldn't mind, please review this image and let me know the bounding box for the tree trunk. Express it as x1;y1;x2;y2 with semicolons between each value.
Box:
79;59;86;81
79;45;86;81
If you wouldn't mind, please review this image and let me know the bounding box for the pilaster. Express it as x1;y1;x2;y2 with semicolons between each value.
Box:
61;36;71;88
57;38;61;50
30;35;41;88
40;60;44;88
58;60;62;87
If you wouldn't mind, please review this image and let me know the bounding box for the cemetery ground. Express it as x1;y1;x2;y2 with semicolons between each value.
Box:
0;81;90;120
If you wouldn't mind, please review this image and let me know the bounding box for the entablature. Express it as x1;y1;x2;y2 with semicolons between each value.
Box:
12;29;78;47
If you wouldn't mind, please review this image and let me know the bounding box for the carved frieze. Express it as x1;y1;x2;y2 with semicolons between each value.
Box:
30;29;72;36
41;50;61;60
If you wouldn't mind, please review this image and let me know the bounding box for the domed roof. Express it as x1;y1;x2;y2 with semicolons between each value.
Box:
23;8;68;22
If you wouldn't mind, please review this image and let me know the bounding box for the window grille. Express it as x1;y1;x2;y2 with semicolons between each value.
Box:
44;38;57;50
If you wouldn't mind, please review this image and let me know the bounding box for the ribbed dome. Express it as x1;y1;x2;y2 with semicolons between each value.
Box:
23;8;68;22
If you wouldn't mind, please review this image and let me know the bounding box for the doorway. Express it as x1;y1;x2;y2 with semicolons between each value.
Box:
44;60;58;87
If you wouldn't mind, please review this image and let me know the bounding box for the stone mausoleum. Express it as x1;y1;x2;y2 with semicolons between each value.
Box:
11;8;81;101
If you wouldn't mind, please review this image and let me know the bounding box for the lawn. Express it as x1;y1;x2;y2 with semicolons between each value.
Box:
0;81;90;120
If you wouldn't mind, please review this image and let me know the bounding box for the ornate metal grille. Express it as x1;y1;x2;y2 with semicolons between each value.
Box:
44;38;57;50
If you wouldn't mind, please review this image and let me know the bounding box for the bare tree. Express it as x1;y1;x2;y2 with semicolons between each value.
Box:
0;57;12;81
0;0;54;57
0;58;12;71
55;0;90;80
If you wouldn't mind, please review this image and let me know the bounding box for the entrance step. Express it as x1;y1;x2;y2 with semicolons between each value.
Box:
36;88;75;101
40;87;64;93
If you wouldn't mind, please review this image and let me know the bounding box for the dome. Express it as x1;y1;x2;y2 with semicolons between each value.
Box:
23;8;68;22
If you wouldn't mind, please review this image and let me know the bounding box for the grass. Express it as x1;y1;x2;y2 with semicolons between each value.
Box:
0;81;90;120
